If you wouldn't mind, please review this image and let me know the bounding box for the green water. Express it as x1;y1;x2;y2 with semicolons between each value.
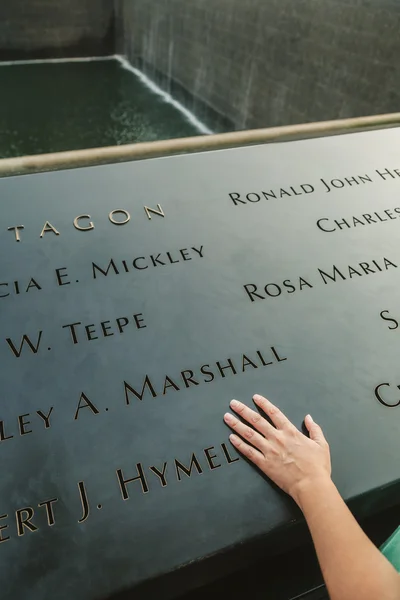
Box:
0;59;202;158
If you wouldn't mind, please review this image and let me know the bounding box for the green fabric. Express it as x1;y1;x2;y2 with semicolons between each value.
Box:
380;526;400;572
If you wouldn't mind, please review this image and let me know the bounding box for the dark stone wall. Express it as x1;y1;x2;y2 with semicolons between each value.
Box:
0;0;114;60
115;0;400;130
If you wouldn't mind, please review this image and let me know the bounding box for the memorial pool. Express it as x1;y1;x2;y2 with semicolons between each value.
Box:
0;57;208;159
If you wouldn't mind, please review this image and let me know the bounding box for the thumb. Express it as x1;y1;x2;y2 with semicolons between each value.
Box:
305;414;326;445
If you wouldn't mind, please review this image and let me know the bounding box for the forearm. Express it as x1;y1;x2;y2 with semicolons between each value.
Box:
224;398;399;599
296;478;400;600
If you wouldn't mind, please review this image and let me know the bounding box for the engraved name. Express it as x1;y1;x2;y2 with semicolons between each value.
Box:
3;310;147;358
0;246;204;299
317;207;400;233
0;346;288;443
229;167;400;207
0;440;239;542
243;257;396;302
5;204;165;243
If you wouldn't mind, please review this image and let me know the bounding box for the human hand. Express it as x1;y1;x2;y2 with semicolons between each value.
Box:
224;394;331;506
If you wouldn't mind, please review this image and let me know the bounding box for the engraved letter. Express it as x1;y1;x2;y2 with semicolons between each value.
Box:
74;215;94;231
241;355;258;371
109;209;131;225
85;324;98;341
101;321;114;337
320;178;331;193
246;193;260;203
162;375;180;394
0;514;10;542
116;464;149;500
180;369;199;388
216;358;237;378
374;383;400;408
133;313;146;329
221;442;239;464
229;193;246;205
62;321;81;344
38;498;58;526
200;364;215;383
26;278;41;293
318;265;346;284
359;175;372;184
0;422;13;442
380;310;399;330
271;346;288;363
175;453;203;481
55;267;70;286
150;463;168;487
334;218;350;230
77;482;90;523
116;317;129;333
8;225;24;242
124;376;157;403
92;259;119;279
40;222;60;238
18;414;32;436
376;168;395;181
144;204;165;220
383;258;397;270
243;284;264;302
317;218;335;233
6;331;43;358
192;246;204;258
74;393;99;420
256;350;273;366
0;283;9;298
204;447;221;470
37;407;54;429
16;507;38;536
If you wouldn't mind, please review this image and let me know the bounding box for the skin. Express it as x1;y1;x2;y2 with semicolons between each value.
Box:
224;394;400;600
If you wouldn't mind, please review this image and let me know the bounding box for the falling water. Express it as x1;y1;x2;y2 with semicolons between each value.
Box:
0;55;210;159
167;39;174;95
116;56;212;134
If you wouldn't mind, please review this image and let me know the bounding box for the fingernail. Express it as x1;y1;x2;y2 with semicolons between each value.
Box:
229;434;239;445
253;394;262;401
224;412;234;423
306;414;313;423
230;399;240;409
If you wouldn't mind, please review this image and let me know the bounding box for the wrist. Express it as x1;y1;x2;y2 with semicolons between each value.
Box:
291;474;334;510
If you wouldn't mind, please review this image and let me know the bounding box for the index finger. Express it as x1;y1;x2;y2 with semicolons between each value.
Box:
253;394;293;430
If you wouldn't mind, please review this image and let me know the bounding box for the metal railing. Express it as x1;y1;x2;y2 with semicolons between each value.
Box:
0;112;399;178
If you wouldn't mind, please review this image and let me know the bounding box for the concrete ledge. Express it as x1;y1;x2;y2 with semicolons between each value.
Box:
0;112;399;178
